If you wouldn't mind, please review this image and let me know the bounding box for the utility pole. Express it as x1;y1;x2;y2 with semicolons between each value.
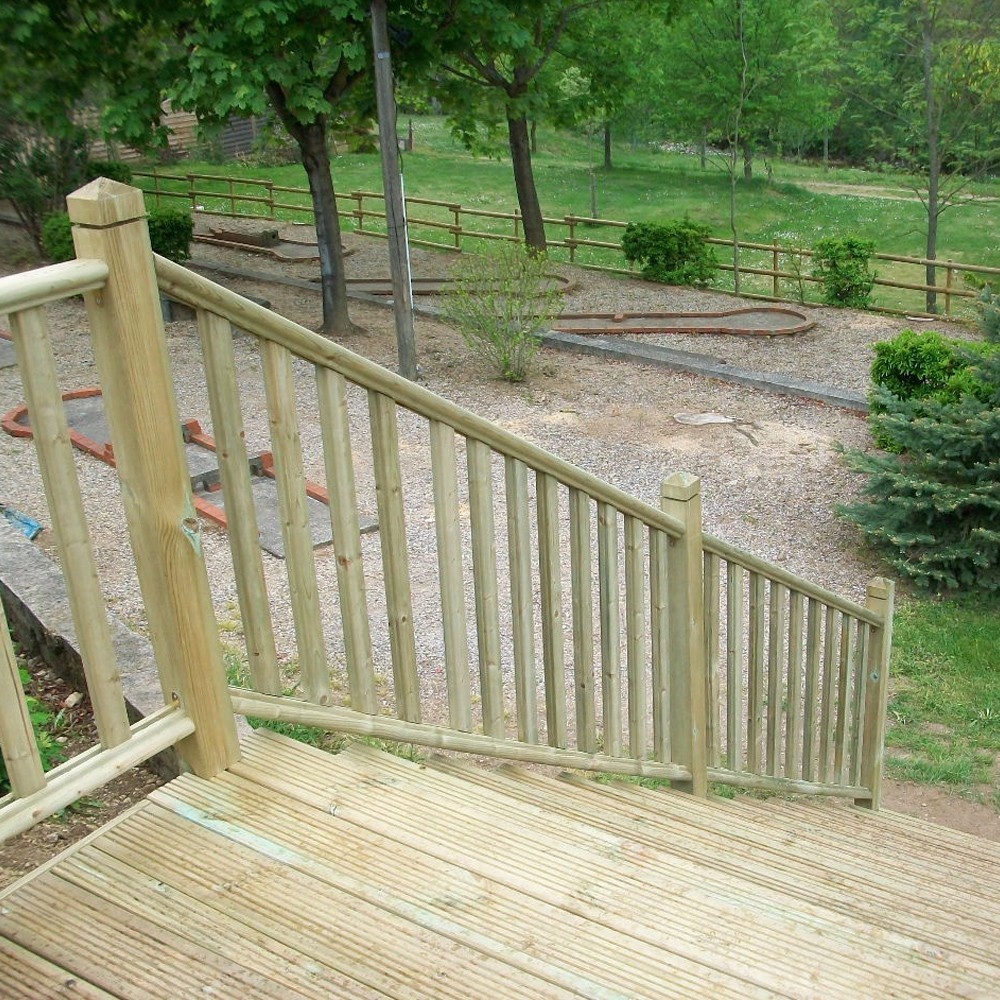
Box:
370;0;417;379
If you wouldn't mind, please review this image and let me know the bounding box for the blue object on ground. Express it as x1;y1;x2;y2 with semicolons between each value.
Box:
1;505;43;540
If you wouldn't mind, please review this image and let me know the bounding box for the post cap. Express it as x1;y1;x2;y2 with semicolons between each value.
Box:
661;471;701;503
66;178;147;228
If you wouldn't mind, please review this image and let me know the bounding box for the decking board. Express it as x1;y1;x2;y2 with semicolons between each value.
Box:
3;729;1000;999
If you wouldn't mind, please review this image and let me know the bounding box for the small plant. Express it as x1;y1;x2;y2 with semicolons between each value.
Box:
839;351;1000;593
812;235;876;308
147;206;194;262
82;160;134;186
443;242;564;382
620;219;717;286
41;204;194;263
0;665;65;795
975;284;1000;343
868;328;997;449
41;212;75;263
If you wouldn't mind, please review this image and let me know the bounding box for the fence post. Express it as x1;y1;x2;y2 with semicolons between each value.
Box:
661;473;709;796
566;217;576;263
856;577;895;809
354;191;365;232
186;173;196;212
67;178;240;778
945;260;954;315
513;208;520;241
453;205;461;251
772;240;780;299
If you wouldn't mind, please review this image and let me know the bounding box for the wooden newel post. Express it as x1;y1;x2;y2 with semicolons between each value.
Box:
66;178;240;778
857;577;895;810
661;473;709;796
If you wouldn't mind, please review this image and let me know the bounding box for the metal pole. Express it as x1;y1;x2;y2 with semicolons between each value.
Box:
370;0;417;380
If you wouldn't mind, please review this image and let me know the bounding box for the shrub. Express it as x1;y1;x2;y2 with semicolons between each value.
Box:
82;159;134;186
620;220;717;286
147;205;194;262
839;352;1000;593
812;235;876;308
42;204;194;263
869;329;997;449
0;665;64;795
41;212;75;263
443;242;564;382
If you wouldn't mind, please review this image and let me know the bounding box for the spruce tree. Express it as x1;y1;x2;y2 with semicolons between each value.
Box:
839;352;1000;593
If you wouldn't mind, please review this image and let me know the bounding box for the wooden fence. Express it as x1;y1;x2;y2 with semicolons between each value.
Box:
1;180;895;845
134;169;1000;318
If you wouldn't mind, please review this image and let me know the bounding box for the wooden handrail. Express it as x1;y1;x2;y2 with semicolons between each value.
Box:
153;255;688;539
0;259;108;313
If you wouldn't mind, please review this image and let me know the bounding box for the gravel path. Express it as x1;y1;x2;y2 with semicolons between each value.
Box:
0;218;978;721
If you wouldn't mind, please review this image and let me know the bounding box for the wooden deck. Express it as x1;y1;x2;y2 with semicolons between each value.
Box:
3;730;999;999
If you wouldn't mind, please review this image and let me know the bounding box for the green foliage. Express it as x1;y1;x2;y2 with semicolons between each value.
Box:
83;160;134;186
812;235;876;308
839;352;1000;593
443;243;564;382
0;665;65;795
42;205;193;264
147;206;194;263
620;220;717;286
975;284;1000;344
41;212;75;263
869;329;997;448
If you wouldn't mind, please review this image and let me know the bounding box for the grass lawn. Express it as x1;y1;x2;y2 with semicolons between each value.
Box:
886;591;1000;807
142;116;1000;313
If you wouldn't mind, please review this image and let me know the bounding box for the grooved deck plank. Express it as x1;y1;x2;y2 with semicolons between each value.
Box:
3;729;1000;999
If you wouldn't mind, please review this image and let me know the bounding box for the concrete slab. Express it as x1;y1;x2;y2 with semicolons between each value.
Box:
0;518;180;778
0;336;16;370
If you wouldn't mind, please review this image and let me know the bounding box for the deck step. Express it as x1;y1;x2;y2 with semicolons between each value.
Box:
2;728;999;998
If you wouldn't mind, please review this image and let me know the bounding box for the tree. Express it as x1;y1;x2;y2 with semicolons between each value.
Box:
166;0;375;338
835;0;1000;312
655;0;834;292
0;1;167;254
839;351;1000;593
436;1;616;251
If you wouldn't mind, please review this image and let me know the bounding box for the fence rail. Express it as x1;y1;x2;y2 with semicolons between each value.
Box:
135;169;998;317
1;181;895;846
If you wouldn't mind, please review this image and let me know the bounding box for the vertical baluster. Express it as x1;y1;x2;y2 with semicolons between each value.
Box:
467;439;503;738
849;621;870;786
262;340;329;705
11;307;130;746
858;579;895;809
597;501;622;757
785;590;805;779
569;489;597;753
726;562;745;771
833;615;855;783
703;552;721;767
505;457;537;743
430;421;471;731
802;598;822;781
625;515;647;759
0;599;46;796
818;606;838;783
746;571;766;774
537;472;566;748
369;390;420;722
317;369;375;714
649;527;670;763
766;582;786;777
199;310;280;696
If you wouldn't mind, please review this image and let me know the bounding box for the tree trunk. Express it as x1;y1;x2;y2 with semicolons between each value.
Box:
297;120;357;336
603;120;612;170
530;119;537;155
922;17;939;314
507;113;546;251
742;140;753;181
700;126;707;169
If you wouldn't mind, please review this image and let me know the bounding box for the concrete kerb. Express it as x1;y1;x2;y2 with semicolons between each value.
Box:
188;259;868;413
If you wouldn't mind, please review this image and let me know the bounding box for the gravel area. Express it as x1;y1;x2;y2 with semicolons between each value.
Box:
0;217;977;725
